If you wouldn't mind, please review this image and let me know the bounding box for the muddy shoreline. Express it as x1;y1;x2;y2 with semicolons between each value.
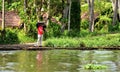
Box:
0;44;120;51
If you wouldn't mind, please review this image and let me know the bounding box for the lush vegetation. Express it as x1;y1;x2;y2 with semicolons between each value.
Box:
0;0;120;48
84;64;107;70
0;28;35;44
44;32;120;48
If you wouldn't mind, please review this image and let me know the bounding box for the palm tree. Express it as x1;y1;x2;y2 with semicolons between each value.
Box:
112;0;118;25
118;0;120;21
88;0;94;32
68;0;71;32
46;0;50;25
24;0;27;13
2;0;5;31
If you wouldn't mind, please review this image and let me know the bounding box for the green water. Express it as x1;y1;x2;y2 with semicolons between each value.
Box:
0;50;120;72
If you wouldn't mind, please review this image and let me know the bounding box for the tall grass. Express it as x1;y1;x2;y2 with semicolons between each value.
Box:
45;33;120;48
45;37;80;48
80;33;120;47
17;30;35;43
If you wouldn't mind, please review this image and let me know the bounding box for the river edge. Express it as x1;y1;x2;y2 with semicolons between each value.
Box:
0;43;120;50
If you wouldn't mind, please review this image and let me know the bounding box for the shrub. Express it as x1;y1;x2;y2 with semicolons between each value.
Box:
17;30;35;43
81;19;89;30
45;21;61;38
108;21;120;32
0;28;35;44
0;28;20;44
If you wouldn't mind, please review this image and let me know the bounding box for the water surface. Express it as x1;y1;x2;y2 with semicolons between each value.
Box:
0;50;120;72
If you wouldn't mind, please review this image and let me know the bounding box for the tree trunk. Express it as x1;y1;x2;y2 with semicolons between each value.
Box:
63;0;69;18
34;0;37;19
60;0;69;32
2;0;5;31
118;0;120;21
68;0;71;32
111;0;115;10
24;0;27;32
24;0;27;13
88;0;94;32
46;0;50;25
112;0;118;25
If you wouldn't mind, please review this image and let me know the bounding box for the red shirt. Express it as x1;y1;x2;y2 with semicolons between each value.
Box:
38;26;43;35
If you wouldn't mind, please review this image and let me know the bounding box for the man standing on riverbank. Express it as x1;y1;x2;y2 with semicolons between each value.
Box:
34;21;46;47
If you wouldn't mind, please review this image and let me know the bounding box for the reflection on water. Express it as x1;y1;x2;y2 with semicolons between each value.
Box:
0;50;120;72
36;51;43;72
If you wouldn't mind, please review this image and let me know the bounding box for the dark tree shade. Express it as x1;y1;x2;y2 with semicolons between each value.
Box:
70;0;81;33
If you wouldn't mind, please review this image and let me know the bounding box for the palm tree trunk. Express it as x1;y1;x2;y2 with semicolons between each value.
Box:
2;0;5;31
68;0;71;32
112;0;118;25
111;0;115;10
118;0;120;21
88;0;94;32
24;0;27;13
61;0;69;32
24;0;27;32
46;0;50;25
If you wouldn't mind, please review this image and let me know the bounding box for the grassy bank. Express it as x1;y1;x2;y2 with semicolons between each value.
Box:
0;29;36;44
1;29;120;48
44;33;120;48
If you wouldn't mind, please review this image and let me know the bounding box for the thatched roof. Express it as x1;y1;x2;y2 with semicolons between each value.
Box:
0;11;21;27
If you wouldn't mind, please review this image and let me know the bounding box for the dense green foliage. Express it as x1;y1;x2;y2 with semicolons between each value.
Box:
0;28;35;44
0;28;20;44
45;21;61;38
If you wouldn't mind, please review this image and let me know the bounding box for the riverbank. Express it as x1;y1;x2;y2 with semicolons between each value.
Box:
0;43;120;50
1;32;120;50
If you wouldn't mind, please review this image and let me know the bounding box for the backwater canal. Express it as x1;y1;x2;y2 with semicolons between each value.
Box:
0;49;120;72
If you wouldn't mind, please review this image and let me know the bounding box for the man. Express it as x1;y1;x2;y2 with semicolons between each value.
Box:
34;21;46;47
